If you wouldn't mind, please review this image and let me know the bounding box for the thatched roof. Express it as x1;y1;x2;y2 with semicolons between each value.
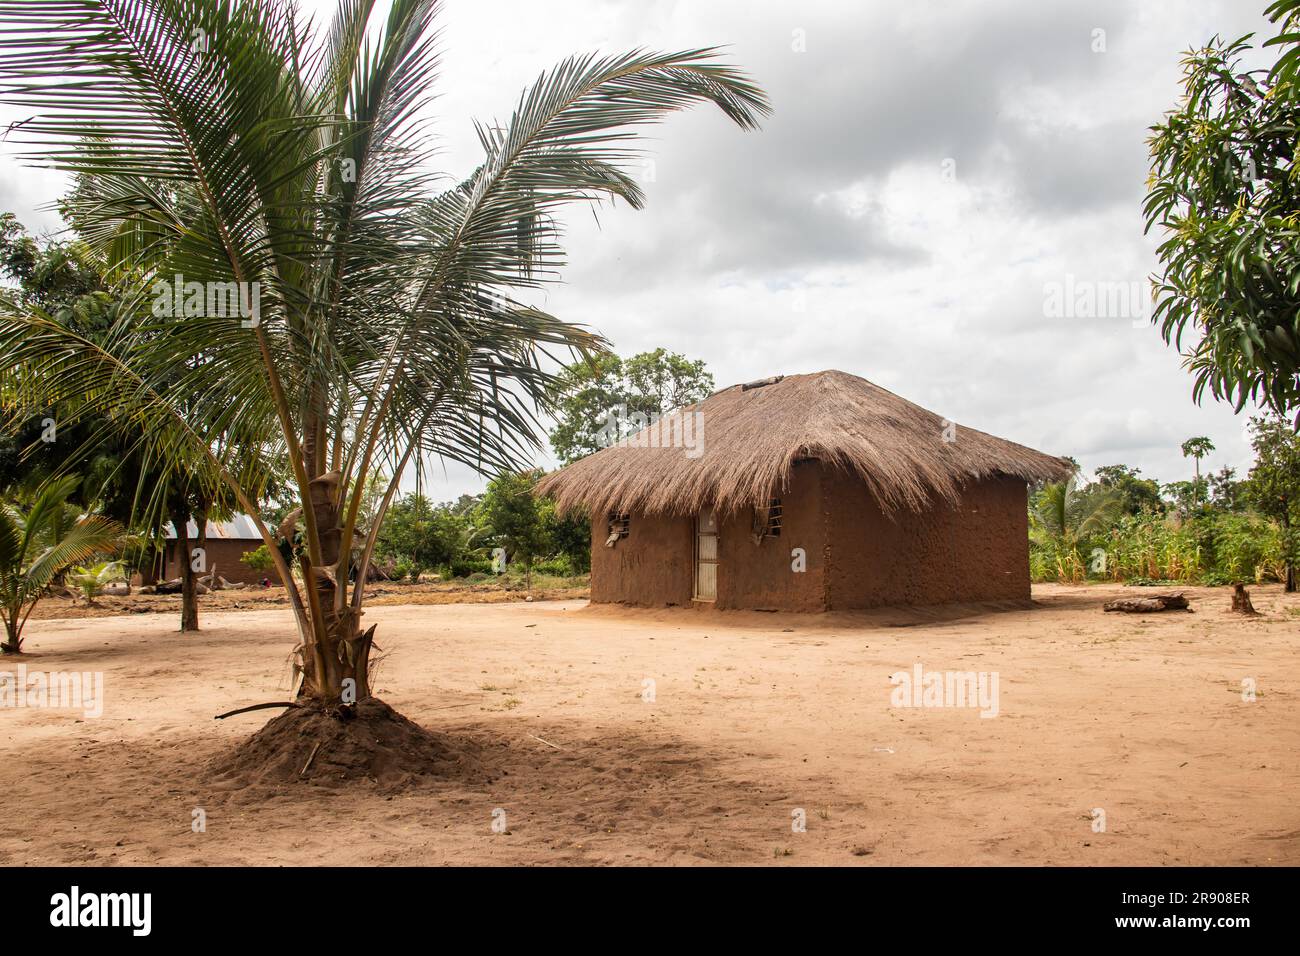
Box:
536;369;1072;516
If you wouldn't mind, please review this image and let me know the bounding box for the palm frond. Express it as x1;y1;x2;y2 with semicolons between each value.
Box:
0;1;769;671
23;514;122;598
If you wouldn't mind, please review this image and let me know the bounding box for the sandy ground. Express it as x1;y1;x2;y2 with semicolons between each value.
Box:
24;579;588;621
1;583;1297;866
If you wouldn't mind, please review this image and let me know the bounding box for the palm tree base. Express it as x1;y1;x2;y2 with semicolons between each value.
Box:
207;697;486;791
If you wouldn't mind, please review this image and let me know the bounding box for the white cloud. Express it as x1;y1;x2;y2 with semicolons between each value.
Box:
0;0;1278;501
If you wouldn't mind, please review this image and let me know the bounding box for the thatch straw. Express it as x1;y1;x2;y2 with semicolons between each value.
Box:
536;369;1073;516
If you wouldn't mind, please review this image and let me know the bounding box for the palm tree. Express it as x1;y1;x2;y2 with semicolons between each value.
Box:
1181;436;1215;508
67;559;129;605
1180;436;1215;482
0;1;768;708
1029;480;1122;581
0;476;121;653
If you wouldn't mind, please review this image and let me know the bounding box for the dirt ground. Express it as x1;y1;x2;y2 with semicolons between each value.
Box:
1;582;1296;866
23;578;589;621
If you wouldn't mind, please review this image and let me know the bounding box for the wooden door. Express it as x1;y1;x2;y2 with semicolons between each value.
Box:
695;509;718;601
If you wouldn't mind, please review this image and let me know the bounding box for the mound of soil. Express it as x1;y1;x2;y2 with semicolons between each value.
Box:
208;698;486;791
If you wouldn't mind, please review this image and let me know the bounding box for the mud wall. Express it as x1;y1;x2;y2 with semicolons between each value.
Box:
164;539;267;585
715;460;827;611
589;510;695;606
823;470;1030;609
585;464;1029;611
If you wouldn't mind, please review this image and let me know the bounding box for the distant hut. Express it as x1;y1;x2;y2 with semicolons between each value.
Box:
161;514;266;585
537;370;1071;611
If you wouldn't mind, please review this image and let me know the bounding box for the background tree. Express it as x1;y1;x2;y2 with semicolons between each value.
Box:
1180;436;1215;483
2;211;271;631
622;349;716;417
1146;2;1300;417
1090;464;1165;514
545;348;714;565
1163;479;1210;518
164;476;248;631
1209;465;1248;511
1245;414;1300;590
541;499;592;573
0;213;104;314
447;494;482;518
376;494;460;582
478;470;550;589
1031;439;1298;585
1;214;135;510
0;0;768;717
1179;435;1215;509
549;348;714;465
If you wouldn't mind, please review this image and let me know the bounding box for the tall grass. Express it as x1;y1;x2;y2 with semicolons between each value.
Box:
1030;510;1285;585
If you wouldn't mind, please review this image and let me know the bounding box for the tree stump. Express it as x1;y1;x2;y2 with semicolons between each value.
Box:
1103;593;1190;613
1231;583;1258;616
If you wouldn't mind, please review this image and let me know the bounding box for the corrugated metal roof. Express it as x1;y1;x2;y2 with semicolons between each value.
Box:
163;514;263;540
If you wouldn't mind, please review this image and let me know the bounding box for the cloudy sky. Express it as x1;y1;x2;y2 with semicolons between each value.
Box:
0;0;1279;500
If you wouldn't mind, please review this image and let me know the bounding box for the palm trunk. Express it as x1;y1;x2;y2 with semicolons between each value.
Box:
174;508;199;632
2;610;20;654
297;560;376;705
1284;505;1296;594
295;464;378;706
140;545;160;587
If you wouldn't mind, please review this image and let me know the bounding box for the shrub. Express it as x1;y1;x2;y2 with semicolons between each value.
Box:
531;557;574;577
242;544;276;573
448;559;493;578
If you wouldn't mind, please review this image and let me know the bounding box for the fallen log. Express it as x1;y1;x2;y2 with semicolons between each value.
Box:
1103;593;1190;613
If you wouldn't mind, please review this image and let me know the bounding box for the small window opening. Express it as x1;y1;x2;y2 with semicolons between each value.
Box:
751;498;783;543
767;498;783;537
605;511;630;547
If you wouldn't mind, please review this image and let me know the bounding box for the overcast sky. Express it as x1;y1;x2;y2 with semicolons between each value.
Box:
0;0;1279;501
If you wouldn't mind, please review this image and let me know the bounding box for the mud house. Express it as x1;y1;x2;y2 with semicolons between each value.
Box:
537;370;1071;611
160;514;266;585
